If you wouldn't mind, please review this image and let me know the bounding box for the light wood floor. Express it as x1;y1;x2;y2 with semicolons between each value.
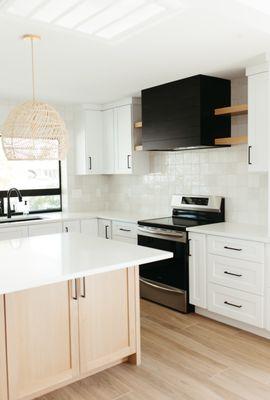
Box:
40;299;270;400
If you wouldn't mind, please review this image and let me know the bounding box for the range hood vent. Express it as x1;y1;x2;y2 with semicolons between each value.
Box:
141;75;231;151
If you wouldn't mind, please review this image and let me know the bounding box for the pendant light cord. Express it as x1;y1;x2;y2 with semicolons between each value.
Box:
31;37;35;102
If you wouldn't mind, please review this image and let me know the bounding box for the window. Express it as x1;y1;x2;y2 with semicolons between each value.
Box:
0;145;62;215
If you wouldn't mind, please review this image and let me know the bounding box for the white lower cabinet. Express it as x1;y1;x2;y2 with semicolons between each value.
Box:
63;220;81;233
0;226;28;240
80;218;98;236
98;219;112;239
28;222;63;237
189;232;267;332
208;283;264;328
188;233;207;308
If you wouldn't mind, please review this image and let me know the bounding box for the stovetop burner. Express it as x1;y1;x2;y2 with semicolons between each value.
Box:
138;195;225;231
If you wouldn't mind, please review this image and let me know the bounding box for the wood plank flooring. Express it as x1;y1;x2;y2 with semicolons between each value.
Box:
40;299;270;400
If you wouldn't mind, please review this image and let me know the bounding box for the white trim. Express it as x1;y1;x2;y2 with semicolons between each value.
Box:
195;306;270;339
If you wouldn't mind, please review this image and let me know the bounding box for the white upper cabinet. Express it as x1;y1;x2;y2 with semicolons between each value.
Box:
75;107;103;175
246;64;269;172
75;98;149;175
115;104;133;173
102;108;115;174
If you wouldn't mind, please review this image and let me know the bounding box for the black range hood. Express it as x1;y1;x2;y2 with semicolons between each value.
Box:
141;74;231;151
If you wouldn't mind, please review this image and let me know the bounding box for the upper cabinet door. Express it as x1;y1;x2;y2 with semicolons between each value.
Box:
102;109;115;174
85;110;103;174
247;69;269;172
5;281;79;400
115;105;133;174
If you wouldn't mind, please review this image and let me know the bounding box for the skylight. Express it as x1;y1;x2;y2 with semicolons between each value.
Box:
236;0;270;14
1;0;183;41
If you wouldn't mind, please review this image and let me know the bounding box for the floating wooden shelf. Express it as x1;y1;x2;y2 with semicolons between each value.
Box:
135;145;143;151
134;121;142;128
214;104;248;116
215;135;248;146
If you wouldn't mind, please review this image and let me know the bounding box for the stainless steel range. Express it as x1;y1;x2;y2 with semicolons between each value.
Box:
137;195;225;313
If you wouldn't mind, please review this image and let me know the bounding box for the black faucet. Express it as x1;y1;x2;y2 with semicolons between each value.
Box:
7;188;23;219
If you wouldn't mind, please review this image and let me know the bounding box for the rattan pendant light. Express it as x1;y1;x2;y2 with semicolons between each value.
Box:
1;34;68;160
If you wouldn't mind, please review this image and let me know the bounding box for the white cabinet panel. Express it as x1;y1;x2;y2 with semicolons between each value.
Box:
112;221;137;239
80;219;98;237
28;222;62;237
207;235;264;263
63;220;81;233
102;109;115;174
188;233;207;308
85;110;103;174
115;105;132;174
208;254;264;295
0;226;28;241
247;68;268;172
208;283;264;328
98;219;112;239
75;108;103;175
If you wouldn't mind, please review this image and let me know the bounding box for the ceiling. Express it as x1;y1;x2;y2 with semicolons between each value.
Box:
0;0;270;104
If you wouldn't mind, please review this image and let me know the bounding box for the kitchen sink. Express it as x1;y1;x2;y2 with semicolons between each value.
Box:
0;216;43;224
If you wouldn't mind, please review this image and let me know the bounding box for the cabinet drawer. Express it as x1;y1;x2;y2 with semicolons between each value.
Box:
208;283;263;328
28;222;62;237
208;255;264;295
112;221;137;239
207;235;264;263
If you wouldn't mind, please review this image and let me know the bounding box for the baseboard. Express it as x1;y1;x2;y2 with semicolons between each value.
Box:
195;307;270;339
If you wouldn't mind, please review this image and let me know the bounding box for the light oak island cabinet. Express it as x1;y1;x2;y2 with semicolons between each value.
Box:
2;267;140;400
5;281;79;400
0;296;8;400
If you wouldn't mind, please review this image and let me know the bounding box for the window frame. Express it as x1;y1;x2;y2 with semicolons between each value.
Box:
0;161;62;216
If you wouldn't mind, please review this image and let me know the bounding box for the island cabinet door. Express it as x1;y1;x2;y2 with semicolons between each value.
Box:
0;296;8;400
79;267;137;374
5;281;80;400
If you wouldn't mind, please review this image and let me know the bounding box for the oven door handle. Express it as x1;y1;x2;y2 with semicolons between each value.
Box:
140;278;185;294
138;226;185;238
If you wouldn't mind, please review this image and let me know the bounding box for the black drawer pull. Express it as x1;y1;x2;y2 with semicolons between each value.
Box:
224;301;242;309
224;271;242;277
224;246;242;251
248;145;252;165
119;228;131;232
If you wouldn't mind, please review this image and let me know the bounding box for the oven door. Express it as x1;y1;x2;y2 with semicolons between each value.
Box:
138;229;189;312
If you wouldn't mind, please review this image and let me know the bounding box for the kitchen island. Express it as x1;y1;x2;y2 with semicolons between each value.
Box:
0;233;172;400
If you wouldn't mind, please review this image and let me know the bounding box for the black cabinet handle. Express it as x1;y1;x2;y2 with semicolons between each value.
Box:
120;228;131;232
224;271;242;277
224;301;242;309
127;155;131;169
188;239;192;257
105;225;109;239
71;279;78;300
248;146;252;165
224;246;242;252
89;156;92;170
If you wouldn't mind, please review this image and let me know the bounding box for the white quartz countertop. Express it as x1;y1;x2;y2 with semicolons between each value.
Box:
187;222;270;243
0;233;173;295
0;210;157;228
